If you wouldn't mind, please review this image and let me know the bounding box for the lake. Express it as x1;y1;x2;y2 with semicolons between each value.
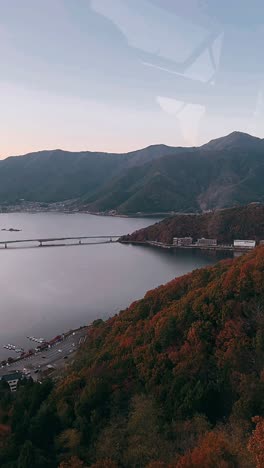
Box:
0;212;230;358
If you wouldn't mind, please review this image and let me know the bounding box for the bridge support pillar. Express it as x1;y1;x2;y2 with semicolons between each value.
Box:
5;243;7;249
39;241;42;247
79;240;82;245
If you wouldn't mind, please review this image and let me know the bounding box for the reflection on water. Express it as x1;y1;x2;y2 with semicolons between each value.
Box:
0;212;231;358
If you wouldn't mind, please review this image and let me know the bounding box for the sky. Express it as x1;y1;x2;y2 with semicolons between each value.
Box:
1;0;264;157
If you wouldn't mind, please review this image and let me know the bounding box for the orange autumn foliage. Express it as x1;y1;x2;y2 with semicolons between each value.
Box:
2;246;264;467
248;416;264;468
176;431;236;468
90;460;118;468
59;455;85;468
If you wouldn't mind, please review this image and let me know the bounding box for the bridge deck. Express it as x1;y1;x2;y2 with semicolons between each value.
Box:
0;235;121;245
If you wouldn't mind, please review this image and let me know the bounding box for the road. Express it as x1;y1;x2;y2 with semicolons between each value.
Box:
0;328;87;380
0;235;120;249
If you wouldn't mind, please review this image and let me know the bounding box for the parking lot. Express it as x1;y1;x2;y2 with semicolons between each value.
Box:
0;328;87;380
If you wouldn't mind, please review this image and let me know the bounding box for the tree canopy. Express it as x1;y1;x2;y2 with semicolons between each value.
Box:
1;247;264;466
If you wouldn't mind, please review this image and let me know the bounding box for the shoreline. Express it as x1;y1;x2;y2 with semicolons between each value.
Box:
120;239;256;253
0;326;89;383
0;201;182;219
0;208;168;220
0;325;88;366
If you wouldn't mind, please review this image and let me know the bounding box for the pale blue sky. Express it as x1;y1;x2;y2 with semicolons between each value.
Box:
1;0;264;156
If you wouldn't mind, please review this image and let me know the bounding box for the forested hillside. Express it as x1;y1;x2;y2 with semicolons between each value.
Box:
1;247;264;466
122;204;264;245
82;132;264;214
1;132;264;214
0;145;180;204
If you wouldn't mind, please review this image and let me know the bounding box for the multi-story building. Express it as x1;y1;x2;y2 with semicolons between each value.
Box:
173;237;193;246
0;371;23;392
197;238;217;247
233;240;256;249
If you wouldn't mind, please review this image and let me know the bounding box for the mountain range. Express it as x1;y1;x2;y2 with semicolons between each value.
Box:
1;131;264;214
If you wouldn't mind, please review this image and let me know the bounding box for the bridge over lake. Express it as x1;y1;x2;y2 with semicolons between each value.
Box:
0;235;121;249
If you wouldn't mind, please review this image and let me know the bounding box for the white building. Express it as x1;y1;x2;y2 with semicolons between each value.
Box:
233;240;256;249
0;371;23;392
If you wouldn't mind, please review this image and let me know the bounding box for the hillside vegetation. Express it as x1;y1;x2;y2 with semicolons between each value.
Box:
122;204;264;245
1;247;264;466
1;132;264;214
0;145;180;205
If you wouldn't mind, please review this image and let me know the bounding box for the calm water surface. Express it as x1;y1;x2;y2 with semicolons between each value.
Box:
0;213;230;358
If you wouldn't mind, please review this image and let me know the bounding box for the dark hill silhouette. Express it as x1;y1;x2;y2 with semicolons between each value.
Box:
121;204;264;244
0;132;264;213
202;131;263;151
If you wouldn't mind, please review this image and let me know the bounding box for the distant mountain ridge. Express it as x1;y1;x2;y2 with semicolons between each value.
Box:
1;131;264;213
0;144;184;205
201;130;263;151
